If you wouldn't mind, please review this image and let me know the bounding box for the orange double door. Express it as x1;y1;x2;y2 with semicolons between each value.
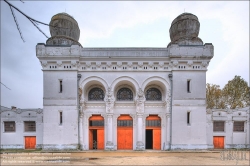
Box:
25;136;36;149
213;136;224;149
89;115;104;150
146;115;161;150
117;115;133;150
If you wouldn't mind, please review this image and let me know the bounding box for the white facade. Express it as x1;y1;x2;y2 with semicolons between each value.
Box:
0;107;43;149
1;12;249;150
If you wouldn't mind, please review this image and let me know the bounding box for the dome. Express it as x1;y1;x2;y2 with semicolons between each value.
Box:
168;13;203;46
46;13;81;46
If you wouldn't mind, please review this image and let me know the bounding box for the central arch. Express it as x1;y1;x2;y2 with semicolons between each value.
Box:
117;115;133;150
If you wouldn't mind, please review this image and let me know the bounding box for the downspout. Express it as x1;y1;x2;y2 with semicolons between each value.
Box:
168;73;173;150
77;74;82;150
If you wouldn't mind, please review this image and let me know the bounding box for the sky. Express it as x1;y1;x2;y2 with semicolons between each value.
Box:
0;1;249;109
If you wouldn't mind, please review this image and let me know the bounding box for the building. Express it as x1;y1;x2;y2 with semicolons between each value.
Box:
0;12;249;150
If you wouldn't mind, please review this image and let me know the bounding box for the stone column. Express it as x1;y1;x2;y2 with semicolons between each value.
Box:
105;113;114;150
166;113;170;150
136;113;144;150
79;112;83;150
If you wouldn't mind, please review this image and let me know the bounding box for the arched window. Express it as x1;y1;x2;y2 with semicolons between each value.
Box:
117;88;133;101
88;88;105;101
145;88;162;101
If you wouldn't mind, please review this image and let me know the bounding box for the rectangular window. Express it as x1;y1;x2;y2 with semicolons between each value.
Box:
187;80;191;93
4;121;15;132
24;121;36;132
89;120;104;126
59;80;62;93
233;121;244;132
146;120;161;127
60;112;63;125
117;120;133;127
187;112;190;125
213;121;224;132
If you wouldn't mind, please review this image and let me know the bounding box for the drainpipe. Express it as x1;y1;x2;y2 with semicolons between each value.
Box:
168;73;173;150
77;74;82;150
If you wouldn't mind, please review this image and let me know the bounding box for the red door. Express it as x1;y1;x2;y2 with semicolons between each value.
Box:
89;115;104;150
153;129;161;150
89;130;93;150
97;129;104;150
146;115;161;150
117;115;133;150
25;136;36;149
213;136;224;149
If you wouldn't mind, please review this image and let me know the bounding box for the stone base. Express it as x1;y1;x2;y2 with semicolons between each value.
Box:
42;144;78;150
170;144;209;150
136;141;145;150
0;144;24;149
105;141;115;150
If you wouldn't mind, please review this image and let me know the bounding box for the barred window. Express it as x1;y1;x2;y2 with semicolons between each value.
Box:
117;88;133;101
117;120;133;127
146;120;161;127
213;121;224;132
233;121;244;132
4;121;15;132
89;120;104;126
24;121;36;132
88;88;105;101
145;88;162;101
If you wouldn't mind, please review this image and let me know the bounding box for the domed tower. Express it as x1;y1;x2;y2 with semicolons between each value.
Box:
168;13;203;47
46;13;81;46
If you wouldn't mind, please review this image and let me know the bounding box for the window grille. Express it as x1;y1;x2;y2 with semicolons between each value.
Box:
117;120;133;127
233;121;244;132
213;121;224;132
24;121;36;132
4;121;15;132
117;88;133;101
88;88;105;101
89;120;104;126
146;120;161;127
145;88;162;101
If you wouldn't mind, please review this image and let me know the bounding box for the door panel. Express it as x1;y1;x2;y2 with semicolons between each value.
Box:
97;129;104;150
117;128;133;149
213;136;224;149
117;128;125;149
89;130;93;149
153;129;161;150
25;136;36;149
125;129;133;149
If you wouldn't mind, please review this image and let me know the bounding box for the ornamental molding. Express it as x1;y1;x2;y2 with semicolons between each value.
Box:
57;61;62;66
104;87;115;113
136;88;145;113
172;60;178;67
41;61;47;67
187;60;193;66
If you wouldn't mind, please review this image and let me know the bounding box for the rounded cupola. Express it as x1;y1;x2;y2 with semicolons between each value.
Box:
168;13;203;46
46;13;81;46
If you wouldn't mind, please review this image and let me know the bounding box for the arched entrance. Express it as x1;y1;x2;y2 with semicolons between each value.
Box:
89;115;104;150
145;115;161;150
117;115;133;150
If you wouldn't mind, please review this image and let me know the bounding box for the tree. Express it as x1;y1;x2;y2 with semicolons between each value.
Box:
206;83;226;109
222;75;250;109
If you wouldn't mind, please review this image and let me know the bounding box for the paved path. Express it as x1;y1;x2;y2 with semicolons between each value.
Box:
1;150;249;165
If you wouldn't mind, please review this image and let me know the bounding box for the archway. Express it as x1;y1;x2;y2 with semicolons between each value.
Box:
117;115;133;150
89;115;104;150
145;115;161;150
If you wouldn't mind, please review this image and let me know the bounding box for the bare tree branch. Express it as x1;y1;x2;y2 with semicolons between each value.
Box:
9;6;25;42
29;18;49;38
0;82;11;90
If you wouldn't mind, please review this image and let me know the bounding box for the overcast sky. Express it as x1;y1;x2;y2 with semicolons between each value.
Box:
1;1;249;109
